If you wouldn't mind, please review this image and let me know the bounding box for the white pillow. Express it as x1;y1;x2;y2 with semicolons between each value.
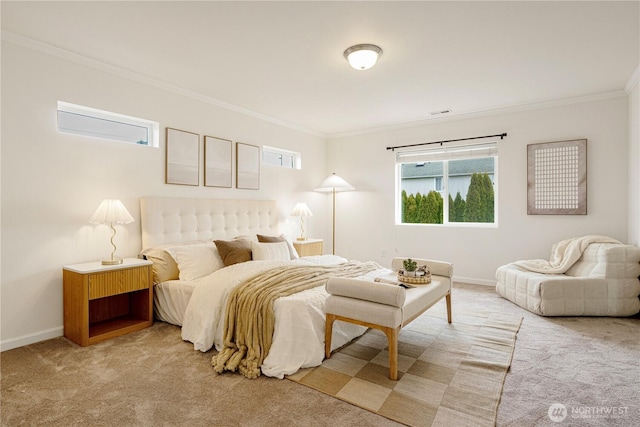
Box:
282;235;300;260
251;241;291;261
166;243;225;281
256;234;299;260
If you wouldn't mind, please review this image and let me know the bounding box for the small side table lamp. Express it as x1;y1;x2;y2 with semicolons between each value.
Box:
89;199;135;265
291;202;313;241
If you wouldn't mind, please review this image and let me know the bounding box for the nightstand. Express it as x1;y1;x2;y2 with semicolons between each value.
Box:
63;258;153;346
293;238;324;257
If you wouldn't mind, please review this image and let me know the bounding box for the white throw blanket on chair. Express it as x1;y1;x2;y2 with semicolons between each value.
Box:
514;235;621;274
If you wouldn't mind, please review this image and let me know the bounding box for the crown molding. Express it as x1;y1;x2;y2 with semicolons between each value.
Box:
625;63;640;93
327;90;628;139
3;30;633;141
1;30;325;138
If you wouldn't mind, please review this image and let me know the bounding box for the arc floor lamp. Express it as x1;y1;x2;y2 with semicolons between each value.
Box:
314;173;355;255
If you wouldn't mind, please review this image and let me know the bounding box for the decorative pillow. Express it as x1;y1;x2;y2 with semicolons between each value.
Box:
140;245;180;282
256;234;284;243
251;241;291;261
166;243;224;281
214;239;253;266
234;235;258;242
257;234;299;260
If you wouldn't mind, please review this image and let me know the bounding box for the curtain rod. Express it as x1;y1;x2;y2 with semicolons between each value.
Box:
386;132;507;151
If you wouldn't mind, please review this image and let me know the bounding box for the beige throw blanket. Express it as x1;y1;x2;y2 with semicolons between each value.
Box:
514;235;621;274
211;261;381;378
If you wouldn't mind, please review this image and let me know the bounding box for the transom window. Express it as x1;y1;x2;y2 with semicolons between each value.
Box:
57;101;159;147
396;143;498;226
262;145;301;169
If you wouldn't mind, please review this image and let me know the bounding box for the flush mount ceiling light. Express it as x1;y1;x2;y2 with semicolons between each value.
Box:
343;44;383;70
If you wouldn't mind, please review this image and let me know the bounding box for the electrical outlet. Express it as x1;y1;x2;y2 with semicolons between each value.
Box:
380;249;387;258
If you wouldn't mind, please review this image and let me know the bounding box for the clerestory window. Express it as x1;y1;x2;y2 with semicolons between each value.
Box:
262;145;301;169
57;101;159;147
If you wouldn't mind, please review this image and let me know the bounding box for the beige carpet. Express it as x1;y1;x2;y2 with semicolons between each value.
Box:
288;310;522;427
2;283;638;426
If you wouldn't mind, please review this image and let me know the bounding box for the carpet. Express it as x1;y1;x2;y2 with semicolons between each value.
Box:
288;309;523;427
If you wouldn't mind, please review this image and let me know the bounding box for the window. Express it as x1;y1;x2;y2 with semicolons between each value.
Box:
57;101;159;147
262;145;301;169
396;143;498;225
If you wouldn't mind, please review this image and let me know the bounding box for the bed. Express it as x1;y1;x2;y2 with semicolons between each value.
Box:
139;197;389;379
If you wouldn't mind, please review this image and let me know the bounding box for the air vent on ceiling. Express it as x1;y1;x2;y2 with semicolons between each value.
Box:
429;109;452;116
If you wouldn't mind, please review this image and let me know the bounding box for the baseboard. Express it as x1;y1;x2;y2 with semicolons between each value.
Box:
453;276;495;286
1;326;63;352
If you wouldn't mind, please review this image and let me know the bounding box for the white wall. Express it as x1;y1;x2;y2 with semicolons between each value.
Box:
0;41;329;350
2;38;636;351
628;81;640;245
328;96;630;284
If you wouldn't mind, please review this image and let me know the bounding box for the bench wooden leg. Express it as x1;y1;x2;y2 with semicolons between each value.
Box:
446;293;452;324
382;326;400;380
325;314;336;359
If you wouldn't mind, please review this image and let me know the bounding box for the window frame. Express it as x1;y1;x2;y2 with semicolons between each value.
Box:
57;101;160;147
395;143;498;227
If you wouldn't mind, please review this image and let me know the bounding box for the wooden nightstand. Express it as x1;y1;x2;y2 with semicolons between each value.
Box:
63;258;153;346
293;238;324;257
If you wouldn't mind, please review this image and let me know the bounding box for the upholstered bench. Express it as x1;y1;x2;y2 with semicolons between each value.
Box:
324;258;453;380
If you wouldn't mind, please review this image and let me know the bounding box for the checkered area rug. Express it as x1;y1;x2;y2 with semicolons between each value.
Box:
288;309;522;427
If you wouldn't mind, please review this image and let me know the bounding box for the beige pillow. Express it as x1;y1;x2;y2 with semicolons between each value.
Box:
257;234;284;243
234;235;258;242
140;245;180;282
257;234;299;260
251;241;291;261
214;239;253;266
167;243;225;281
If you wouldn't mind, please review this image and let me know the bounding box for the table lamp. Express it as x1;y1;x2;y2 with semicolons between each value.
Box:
89;199;135;265
291;202;313;241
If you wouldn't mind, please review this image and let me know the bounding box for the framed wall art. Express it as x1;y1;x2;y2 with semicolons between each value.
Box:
236;142;260;190
166;127;199;186
527;139;587;215
204;135;232;188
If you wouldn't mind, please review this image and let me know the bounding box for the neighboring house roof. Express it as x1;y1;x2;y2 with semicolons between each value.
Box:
401;158;494;179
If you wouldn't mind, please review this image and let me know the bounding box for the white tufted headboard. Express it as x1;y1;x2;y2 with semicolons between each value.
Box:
140;197;279;249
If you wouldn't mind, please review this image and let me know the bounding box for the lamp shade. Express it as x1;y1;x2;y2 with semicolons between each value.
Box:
314;173;355;192
89;199;135;225
291;202;313;218
343;44;383;70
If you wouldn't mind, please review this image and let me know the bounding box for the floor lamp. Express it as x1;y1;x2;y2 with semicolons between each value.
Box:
314;173;355;255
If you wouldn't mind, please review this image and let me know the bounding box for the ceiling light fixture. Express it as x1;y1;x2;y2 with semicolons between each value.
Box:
343;44;383;70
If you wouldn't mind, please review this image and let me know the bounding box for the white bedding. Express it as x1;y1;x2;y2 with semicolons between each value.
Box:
181;255;389;378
